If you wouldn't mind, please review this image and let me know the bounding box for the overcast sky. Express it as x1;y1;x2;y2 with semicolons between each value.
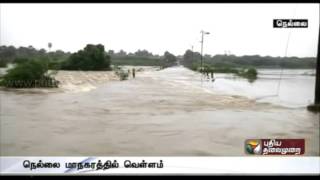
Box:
0;3;319;57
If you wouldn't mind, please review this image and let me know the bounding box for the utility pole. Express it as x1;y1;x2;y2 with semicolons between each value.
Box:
307;26;320;112
48;42;52;52
314;27;320;104
47;42;52;73
200;30;210;71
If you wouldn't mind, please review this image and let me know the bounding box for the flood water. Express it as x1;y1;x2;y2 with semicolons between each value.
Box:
184;69;316;108
0;66;319;156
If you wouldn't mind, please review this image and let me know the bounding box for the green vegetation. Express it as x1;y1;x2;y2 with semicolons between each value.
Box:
0;45;316;69
238;68;257;79
0;58;59;88
0;45;176;70
0;45;70;67
61;44;111;70
208;55;316;69
0;45;176;88
111;56;161;66
110;50;177;68
161;51;178;68
181;49;316;82
193;64;258;82
182;50;316;69
0;60;7;67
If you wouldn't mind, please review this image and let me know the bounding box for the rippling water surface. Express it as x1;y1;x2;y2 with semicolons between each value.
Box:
0;67;319;156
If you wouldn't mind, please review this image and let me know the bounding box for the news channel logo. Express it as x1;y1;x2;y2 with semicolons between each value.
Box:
245;139;262;155
245;139;305;155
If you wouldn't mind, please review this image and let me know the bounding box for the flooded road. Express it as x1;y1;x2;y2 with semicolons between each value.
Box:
0;66;319;156
207;69;316;108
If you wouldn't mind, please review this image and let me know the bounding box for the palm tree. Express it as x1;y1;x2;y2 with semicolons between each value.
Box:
46;42;53;76
48;42;52;52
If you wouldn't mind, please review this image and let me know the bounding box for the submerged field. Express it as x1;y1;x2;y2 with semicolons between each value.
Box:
0;66;318;156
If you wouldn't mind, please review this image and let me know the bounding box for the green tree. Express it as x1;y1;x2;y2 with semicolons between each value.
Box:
162;51;177;68
135;49;153;57
0;58;59;88
61;44;111;70
182;49;201;69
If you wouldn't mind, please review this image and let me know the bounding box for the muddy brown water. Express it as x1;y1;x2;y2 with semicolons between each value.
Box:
0;66;319;156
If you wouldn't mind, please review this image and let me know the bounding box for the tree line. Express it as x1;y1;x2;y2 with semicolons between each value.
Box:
182;49;316;69
0;45;316;70
0;45;177;69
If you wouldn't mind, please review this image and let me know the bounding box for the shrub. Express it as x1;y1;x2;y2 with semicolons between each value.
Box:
0;60;8;67
237;67;258;82
246;67;258;77
0;59;59;88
